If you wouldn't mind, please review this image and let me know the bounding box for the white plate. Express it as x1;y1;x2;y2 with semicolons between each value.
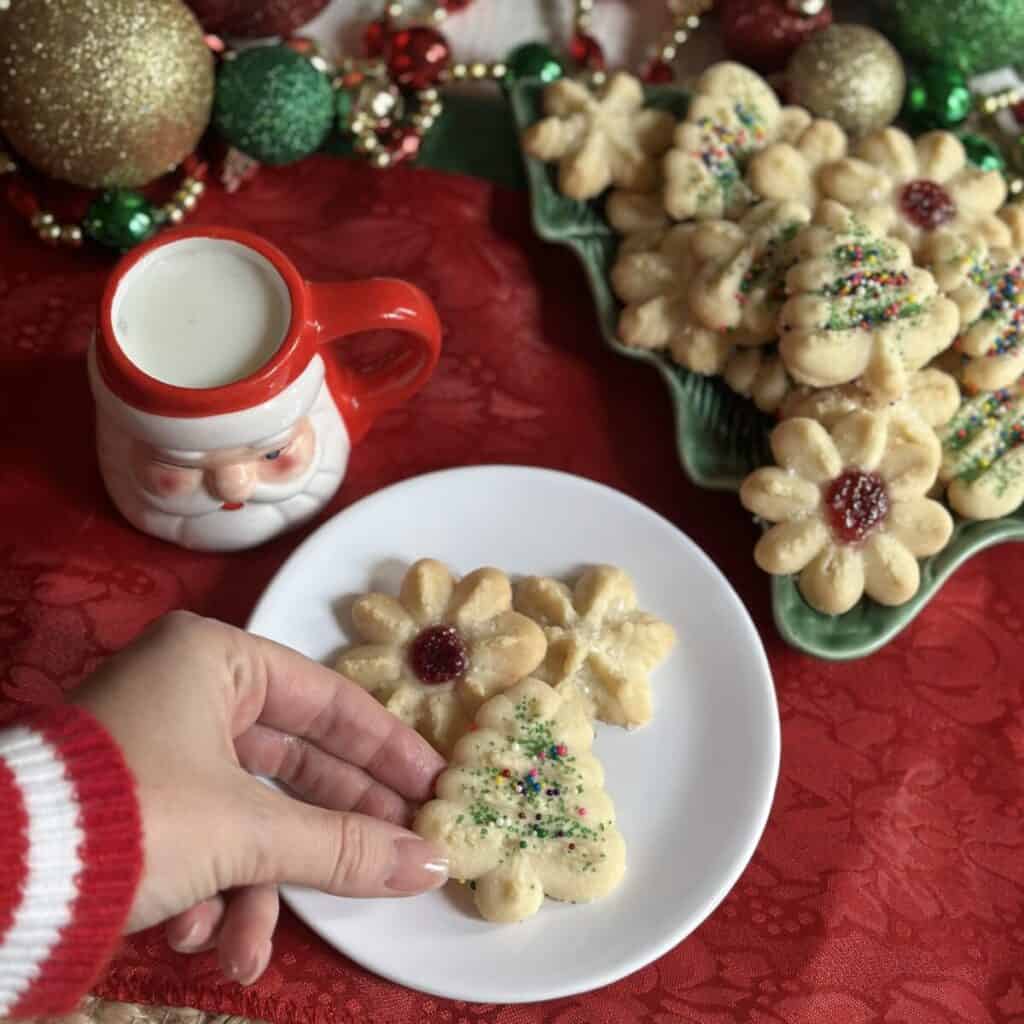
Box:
246;466;779;1004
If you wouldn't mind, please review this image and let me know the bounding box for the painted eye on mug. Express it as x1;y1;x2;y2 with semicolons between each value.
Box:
264;449;283;461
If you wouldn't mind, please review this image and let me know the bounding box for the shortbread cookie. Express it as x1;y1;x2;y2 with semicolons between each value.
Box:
781;367;961;429
921;219;1024;394
514;566;676;728
606;184;669;235
523;72;676;201
688;199;812;342
663;62;802;221
778;202;960;400
723;345;793;414
336;560;546;756
740;411;952;615
746;117;849;211
819;127;1010;255
610;225;738;373
414;678;627;923
938;384;1024;519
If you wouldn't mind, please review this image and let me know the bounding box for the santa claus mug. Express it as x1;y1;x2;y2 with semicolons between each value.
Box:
88;226;442;552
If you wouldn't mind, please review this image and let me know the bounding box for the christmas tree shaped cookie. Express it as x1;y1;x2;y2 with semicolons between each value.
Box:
779;203;959;400
415;678;627;923
938;384;1024;520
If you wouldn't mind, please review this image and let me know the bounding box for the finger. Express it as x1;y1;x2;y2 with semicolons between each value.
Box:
166;896;226;954
236;723;412;825
243;782;448;898
217;884;279;987
230;629;446;802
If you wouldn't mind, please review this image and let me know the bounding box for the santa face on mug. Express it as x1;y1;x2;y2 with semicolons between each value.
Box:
94;371;349;552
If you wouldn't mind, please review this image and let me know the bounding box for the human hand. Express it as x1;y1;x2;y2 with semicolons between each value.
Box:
73;611;448;986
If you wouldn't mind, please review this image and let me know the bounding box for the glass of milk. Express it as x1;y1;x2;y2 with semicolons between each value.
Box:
88;226;442;552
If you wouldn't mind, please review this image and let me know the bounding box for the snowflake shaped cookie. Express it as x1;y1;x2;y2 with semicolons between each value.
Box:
610;225;739;373
336;560;546;756
687;199;812;343
778;203;959;401
514;566;676;728
414;678;627;923
740;411;952;615
938;384;1024;520
663;62;804;221
522;72;676;201
819;127;1010;255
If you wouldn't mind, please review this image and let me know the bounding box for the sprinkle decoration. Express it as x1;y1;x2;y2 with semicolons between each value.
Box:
943;388;1024;486
966;259;1024;358
736;221;804;305
694;102;767;200
455;698;609;869
822;241;923;331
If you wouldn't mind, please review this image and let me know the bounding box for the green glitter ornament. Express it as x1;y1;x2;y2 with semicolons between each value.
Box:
871;0;1024;76
505;42;564;85
214;46;334;165
960;133;1006;173
83;190;158;250
903;66;972;132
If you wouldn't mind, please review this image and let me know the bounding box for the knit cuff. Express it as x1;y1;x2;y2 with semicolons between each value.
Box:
0;705;142;1020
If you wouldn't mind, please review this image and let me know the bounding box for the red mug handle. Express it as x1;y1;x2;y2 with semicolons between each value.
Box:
309;278;442;444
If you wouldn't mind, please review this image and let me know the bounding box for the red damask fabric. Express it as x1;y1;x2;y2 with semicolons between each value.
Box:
2;157;1023;1024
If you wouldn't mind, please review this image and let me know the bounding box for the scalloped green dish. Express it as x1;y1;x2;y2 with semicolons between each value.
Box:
508;78;1024;660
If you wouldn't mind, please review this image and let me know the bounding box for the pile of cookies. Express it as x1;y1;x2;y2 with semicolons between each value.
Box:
523;62;1024;617
336;559;676;922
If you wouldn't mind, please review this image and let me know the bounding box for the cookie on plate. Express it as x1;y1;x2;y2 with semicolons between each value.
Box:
514;565;676;728
522;72;676;201
336;559;546;756
723;345;793;414
414;678;627;923
818;127;1010;256
938;384;1024;520
740;411;953;614
778;202;960;401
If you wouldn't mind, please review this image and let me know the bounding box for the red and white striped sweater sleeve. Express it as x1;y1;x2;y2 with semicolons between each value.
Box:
0;705;142;1020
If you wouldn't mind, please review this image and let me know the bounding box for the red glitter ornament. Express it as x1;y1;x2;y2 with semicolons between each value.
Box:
387;27;451;89
643;59;674;84
184;0;330;39
363;18;391;58
569;32;605;70
719;0;832;73
825;469;890;544
410;625;468;684
899;180;957;231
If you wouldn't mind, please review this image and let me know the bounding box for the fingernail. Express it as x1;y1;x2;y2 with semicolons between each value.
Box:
386;838;449;894
169;921;202;953
228;940;272;987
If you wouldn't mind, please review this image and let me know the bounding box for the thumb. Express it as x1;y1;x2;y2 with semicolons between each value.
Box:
241;783;449;898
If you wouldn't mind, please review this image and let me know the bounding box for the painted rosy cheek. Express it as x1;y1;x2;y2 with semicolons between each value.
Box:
138;461;201;497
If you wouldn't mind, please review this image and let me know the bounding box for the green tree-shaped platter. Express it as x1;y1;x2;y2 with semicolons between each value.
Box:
508;78;1024;660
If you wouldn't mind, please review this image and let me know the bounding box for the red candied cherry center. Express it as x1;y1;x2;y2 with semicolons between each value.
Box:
824;469;891;544
410;625;467;684
899;179;956;231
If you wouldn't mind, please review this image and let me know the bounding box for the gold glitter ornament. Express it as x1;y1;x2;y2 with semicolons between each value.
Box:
786;24;905;138
0;0;214;189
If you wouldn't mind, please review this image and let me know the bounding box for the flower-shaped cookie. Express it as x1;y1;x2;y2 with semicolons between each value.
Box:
606;183;669;236
414;678;626;923
336;560;546;756
746;117;848;211
819;128;1010;255
688;199;812;343
778;203;960;400
921;216;1024;394
938;384;1024;520
724;345;793;414
522;72;676;201
663;62;803;221
781;367;962;429
740;411;953;614
610;225;738;372
514;566;676;728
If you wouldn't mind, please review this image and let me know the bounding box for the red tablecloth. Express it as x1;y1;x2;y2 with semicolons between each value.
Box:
3;157;1024;1024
